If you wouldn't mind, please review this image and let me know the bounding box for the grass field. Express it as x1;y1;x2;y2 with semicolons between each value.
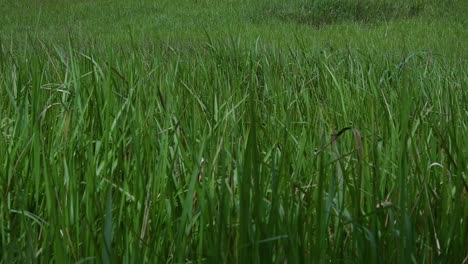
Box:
1;0;467;263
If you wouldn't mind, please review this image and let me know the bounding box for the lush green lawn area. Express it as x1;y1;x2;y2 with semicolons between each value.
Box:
0;0;467;263
1;0;467;53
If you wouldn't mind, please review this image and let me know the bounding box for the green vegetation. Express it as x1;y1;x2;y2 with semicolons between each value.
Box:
1;0;467;262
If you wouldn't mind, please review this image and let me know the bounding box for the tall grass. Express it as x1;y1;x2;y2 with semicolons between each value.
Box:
0;39;466;263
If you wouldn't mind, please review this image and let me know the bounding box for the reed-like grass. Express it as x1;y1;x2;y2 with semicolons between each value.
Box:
0;39;466;263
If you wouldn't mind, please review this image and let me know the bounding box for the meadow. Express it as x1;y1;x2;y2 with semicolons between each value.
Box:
0;0;467;263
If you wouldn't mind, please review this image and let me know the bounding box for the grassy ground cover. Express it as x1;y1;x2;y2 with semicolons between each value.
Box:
0;0;467;262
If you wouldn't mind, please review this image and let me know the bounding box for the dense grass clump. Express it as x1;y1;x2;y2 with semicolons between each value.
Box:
260;0;423;27
0;40;466;262
0;0;467;262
